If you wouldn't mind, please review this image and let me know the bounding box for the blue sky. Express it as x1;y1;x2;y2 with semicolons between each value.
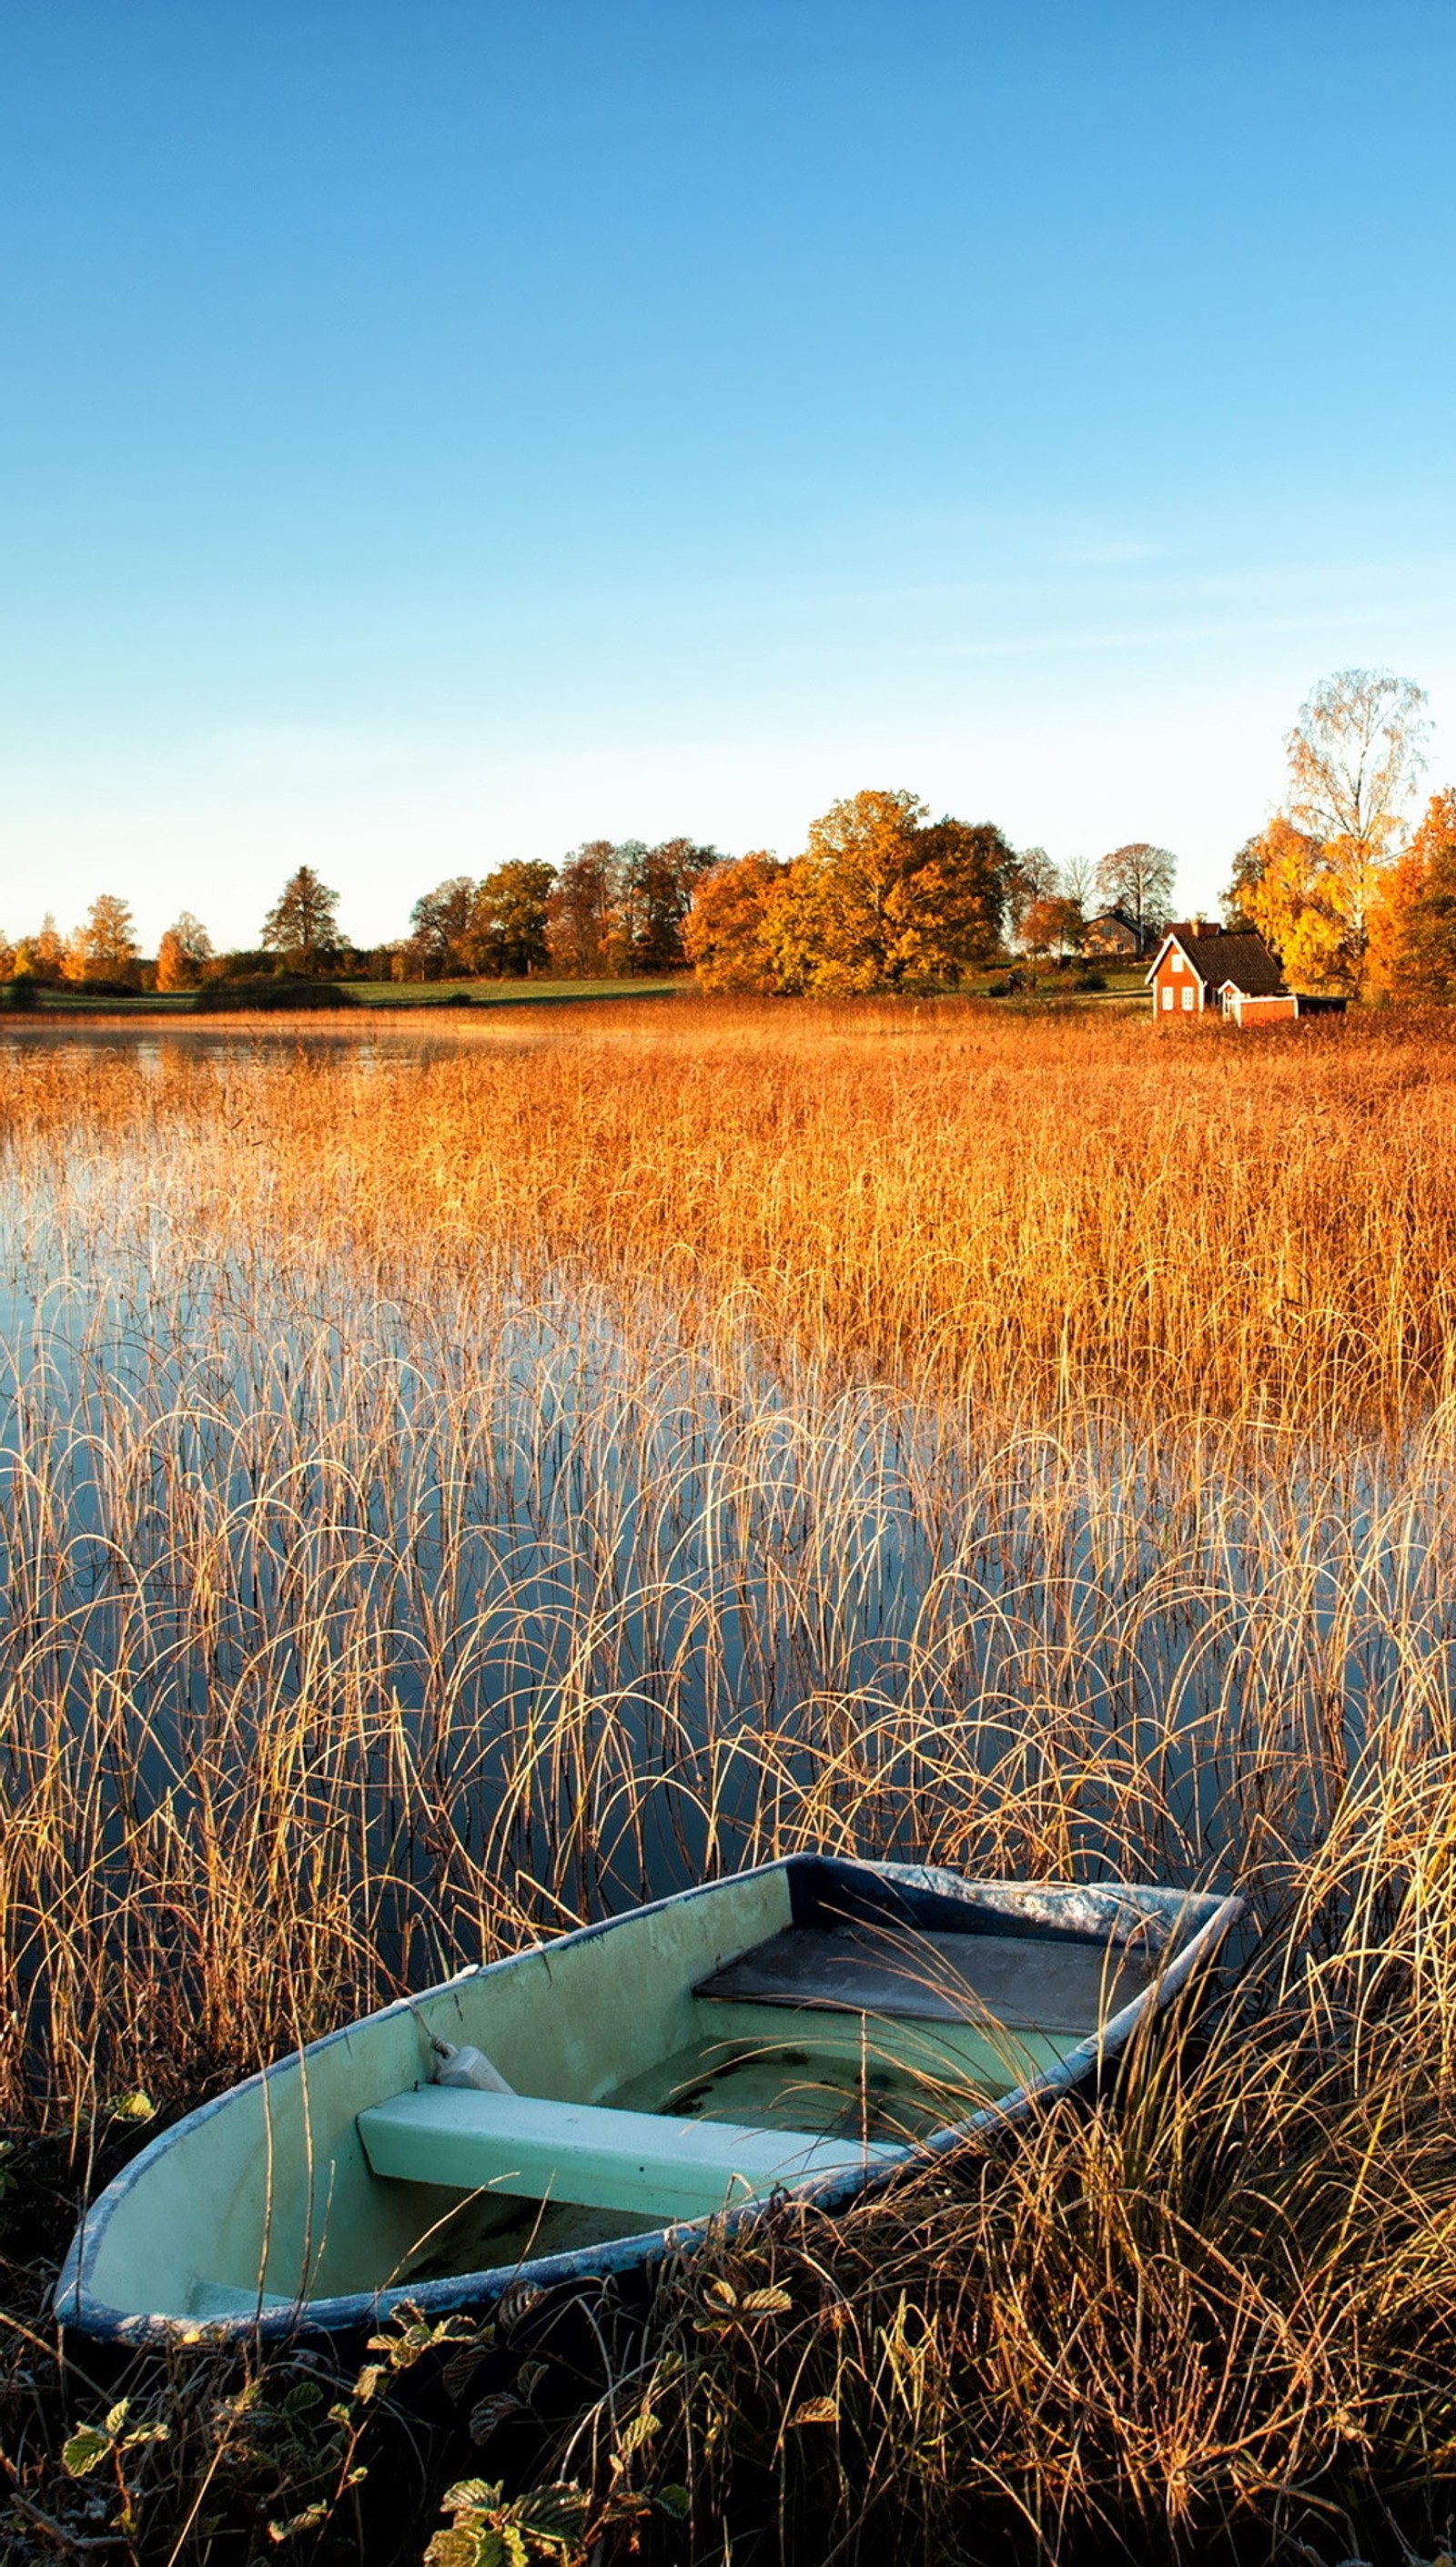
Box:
3;0;1453;950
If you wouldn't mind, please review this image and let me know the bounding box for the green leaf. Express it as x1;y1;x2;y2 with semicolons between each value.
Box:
617;2410;659;2460
655;2484;692;2520
469;2390;525;2446
428;2532;511;2567
267;2501;330;2542
513;2483;591;2539
425;2534;483;2567
788;2396;840;2427
103;2400;131;2436
440;2478;500;2511
61;2424;113;2479
109;2089;156;2123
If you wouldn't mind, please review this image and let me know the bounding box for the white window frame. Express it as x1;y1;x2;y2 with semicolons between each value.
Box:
1181;984;1195;1012
1161;985;1174;1011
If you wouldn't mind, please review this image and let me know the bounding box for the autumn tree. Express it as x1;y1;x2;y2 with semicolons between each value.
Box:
1279;668;1431;985
1008;850;1096;951
408;876;477;978
1222;836;1267;931
261;867;341;972
760;790;1015;995
156;912;213;991
683;853;787;991
12;917;61;980
546;842;623;976
468;861;556;977
1095;842;1177;933
1366;787;1456;997
618;837;720;971
1237;817;1350;990
1006;845;1061;945
64;894;139;984
1236;670;1431;991
1020;894;1086;958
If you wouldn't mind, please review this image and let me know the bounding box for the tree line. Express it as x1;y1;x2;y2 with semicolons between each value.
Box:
1;818;1179;997
683;801;1178;994
0;838;722;993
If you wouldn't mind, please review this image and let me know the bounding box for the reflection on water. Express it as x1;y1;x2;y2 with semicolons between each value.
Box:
0;1020;499;1070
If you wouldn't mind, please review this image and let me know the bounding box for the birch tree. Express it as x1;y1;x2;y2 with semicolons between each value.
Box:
1281;670;1430;981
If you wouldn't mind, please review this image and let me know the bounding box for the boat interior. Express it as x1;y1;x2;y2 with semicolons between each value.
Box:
369;1865;1160;2292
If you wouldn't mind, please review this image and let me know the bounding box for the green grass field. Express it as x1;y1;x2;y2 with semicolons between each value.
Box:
338;975;683;1006
8;967;1151;1017
11;975;686;1014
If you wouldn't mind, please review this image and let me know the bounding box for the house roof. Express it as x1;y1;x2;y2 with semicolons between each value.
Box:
1146;924;1289;997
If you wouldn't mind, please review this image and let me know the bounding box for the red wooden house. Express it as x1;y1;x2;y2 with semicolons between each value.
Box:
1145;922;1344;1025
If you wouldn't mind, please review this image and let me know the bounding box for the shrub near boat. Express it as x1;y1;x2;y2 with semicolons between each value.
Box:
59;1858;1240;2347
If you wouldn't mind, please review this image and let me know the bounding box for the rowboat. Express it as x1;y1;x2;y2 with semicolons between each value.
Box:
59;1856;1242;2346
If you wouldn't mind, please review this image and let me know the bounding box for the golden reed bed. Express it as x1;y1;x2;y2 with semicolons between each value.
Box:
8;995;1456;1422
2;997;1455;2562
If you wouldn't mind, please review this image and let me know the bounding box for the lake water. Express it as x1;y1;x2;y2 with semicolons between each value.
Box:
2;1027;1450;1986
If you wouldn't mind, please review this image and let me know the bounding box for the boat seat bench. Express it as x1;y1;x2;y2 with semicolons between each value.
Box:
357;2087;903;2221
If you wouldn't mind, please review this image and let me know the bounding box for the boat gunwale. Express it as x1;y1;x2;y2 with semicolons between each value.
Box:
56;1863;1244;2348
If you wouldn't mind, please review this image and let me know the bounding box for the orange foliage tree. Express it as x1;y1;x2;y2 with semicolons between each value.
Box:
1239;817;1353;993
682;853;786;991
1235;672;1432;994
63;894;139;985
1367;788;1456;997
750;789;1014;995
156;913;213;991
30;915;66;979
1019;894;1085;958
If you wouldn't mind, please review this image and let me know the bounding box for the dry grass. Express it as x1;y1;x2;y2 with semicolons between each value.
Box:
3;995;1456;2562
